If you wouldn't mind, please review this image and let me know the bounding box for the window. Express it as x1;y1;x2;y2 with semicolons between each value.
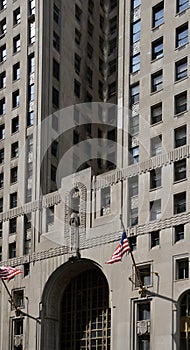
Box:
0;44;6;62
74;54;81;75
0;197;3;212
0;172;3;188
175;224;184;242
109;16;117;34
12;116;19;133
129;146;139;164
52;87;59;107
13;62;20;80
13;7;21;26
179;291;190;349
174;192;186;214
10;192;17;208
131;53;140;73
75;4;82;22
109;37;116;55
150;199;161;220
129;176;138;197
150;135;162;156
9;218;17;234
0;0;6;11
151;103;162;125
132;20;141;43
0;124;5;140
175;91;187;114
176;258;189;279
29;0;35;15
13;34;20;53
0;246;2;261
51;140;58;157
11;141;18;158
12;290;24;309
0;148;4;163
12;90;20;108
150;168;161;189
29;20;35;44
87;67;93;88
53;58;60;80
129;207;138;226
10;166;18;183
174;125;186;147
174;159;186;181
129;115;139;135
28;53;35;74
28;84;35;101
100;187;111;216
130;84;140;106
88;0;94;14
75;28;81;45
53;3;60;24
9;242;16;258
53;31;60;51
152;2;164;28
136;265;151;287
87;21;94;37
0;18;6;35
27;110;34;126
129;236;137;251
46;206;54;226
87;43;93;58
176;23;188;48
0;71;6;88
109;59;116;75
151;230;160;248
152;37;163;60
132;0;141;9
0;97;5;115
151;70;163;92
74;79;81;98
51;165;57;182
175;58;188;81
177;0;189;13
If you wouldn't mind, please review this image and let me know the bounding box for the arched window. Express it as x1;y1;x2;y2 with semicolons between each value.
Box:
180;290;190;349
60;269;111;349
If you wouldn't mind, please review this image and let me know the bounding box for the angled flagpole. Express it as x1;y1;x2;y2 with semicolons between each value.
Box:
120;214;146;295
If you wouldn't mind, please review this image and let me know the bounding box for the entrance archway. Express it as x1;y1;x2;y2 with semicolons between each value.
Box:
179;289;190;349
40;259;111;350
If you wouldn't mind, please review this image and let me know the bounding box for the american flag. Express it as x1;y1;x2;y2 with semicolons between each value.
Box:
0;266;22;280
106;231;131;264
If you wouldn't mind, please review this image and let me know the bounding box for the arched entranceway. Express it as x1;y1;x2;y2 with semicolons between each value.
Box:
40;259;111;350
179;290;190;349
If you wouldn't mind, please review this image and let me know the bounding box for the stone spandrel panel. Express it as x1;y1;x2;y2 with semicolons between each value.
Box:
132;103;139;117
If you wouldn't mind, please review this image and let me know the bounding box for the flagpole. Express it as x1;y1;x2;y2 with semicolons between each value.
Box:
1;278;41;323
120;214;145;294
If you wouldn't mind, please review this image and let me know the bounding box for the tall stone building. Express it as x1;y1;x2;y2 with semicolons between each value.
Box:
0;0;190;349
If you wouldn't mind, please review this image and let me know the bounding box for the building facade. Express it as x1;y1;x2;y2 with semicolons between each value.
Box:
0;0;190;349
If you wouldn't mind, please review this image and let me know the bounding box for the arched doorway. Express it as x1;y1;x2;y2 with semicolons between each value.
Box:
60;269;111;349
40;259;111;350
179;290;190;349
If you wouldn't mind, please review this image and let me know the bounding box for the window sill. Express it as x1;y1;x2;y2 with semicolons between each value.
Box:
150;120;163;127
175;43;189;51
174;110;187;118
149;186;162;192
176;7;189;16
150;88;163;95
151;55;164;63
174;178;187;184
174;76;188;84
152;22;164;32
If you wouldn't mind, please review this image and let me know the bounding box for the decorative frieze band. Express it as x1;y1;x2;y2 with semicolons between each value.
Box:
94;144;190;189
